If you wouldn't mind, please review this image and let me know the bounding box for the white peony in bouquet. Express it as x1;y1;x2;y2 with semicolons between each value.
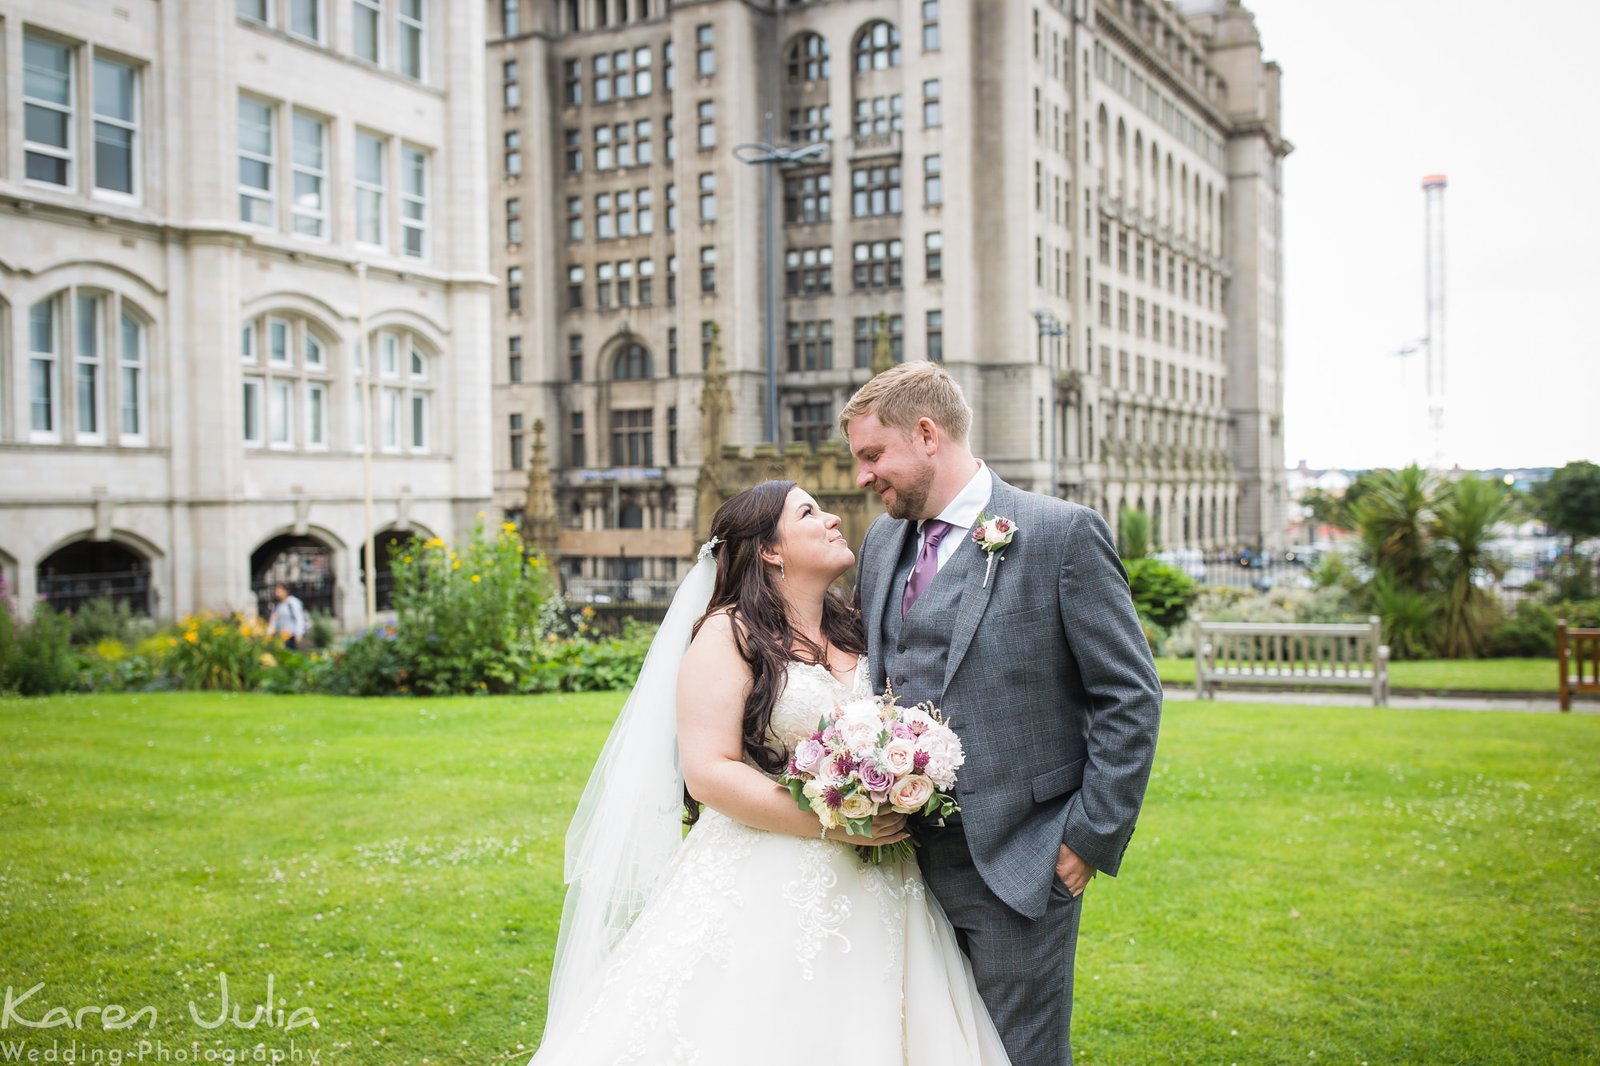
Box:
781;687;964;865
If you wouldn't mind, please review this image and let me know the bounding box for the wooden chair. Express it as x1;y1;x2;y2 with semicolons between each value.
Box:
1557;620;1600;712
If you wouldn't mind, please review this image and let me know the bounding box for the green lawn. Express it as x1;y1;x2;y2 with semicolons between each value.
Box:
1156;655;1557;693
1;693;1596;1065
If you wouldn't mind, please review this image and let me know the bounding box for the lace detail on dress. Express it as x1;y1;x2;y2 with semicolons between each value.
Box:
774;656;871;981
575;809;755;1063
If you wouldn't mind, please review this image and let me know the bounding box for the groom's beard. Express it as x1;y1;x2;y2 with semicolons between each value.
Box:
881;464;935;521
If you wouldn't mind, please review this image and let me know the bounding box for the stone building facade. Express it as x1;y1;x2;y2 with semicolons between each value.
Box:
491;0;1290;593
0;0;493;622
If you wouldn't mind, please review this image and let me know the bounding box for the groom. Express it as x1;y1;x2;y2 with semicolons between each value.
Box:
842;362;1161;1066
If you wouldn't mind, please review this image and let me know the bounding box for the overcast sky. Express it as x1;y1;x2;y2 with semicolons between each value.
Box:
1240;0;1599;472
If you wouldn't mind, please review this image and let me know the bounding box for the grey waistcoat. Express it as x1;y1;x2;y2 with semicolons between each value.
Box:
881;525;980;706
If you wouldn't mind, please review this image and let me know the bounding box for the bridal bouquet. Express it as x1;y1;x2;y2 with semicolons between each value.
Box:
780;689;963;865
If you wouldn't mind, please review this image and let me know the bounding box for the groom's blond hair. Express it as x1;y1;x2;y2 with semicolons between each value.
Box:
838;361;972;444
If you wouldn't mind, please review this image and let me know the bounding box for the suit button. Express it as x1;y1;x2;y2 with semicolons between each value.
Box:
897;644;907;653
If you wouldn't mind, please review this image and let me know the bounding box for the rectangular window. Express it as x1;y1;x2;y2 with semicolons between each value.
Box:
594;124;613;171
596;192;614;239
563;58;582;105
508;335;523;382
564;196;581;241
664;41;675;91
667;328;679;376
401;145;428;258
237;96;275;225
699;245;717;294
665;113;676;160
507;266;523;312
791;401;832;451
610;408;654;467
925;231;943;280
852;240;903;290
510;412;525;470
74;294;103;440
24;35;74;186
242;378;263;445
638;258;655;304
922;79;941;128
238;0;270;22
411;393;428;450
291;112;327;237
596;261;613;307
787;105;832;144
923;154;943;205
353;0;382;63
665;182;679;232
668;405;678;465
635;46;654;97
290;0;323;41
29;301;59;435
696;24;715;77
785;246;833;297
569;411;586;467
398;0;425;80
853;94;903;136
926;309;943;362
853;315;904;368
92;56;138;196
506;130;523;176
567;265;584;310
268;317;291;365
269;379;294;447
637;187;654;234
698;172;716;222
568;333;583;380
922;0;941;51
784;319;833;371
850;164;901;217
381;388;401;451
507;196;523;244
615;122;634;168
780;170;832;224
636;118;654;165
616;259;633;305
593;52;612;103
563;128;580;173
701;321;715;367
119;310;144;439
503;60;521;109
355;130;386;246
613;49;633;99
697;100;715;149
667;255;678;304
306;382;327;447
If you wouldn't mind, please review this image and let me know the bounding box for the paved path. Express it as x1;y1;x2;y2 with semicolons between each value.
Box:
1160;684;1599;714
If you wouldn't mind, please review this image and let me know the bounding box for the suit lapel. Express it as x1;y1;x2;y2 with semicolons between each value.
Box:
940;477;1015;696
866;516;915;689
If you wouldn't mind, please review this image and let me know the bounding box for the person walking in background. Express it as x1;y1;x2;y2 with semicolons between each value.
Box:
267;582;309;651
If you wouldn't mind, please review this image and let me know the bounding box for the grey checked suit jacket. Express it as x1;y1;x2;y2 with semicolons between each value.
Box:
857;475;1162;920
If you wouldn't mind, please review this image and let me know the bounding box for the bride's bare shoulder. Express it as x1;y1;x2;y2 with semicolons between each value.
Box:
684;609;749;668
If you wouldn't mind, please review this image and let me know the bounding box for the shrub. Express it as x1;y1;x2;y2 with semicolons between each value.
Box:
0;601;78;695
389;520;549;695
306;613;336;651
1124;557;1197;630
1482;601;1557;658
314;626;406;696
1369;575;1439;661
521;621;656;693
166;613;286;691
65;596;153;647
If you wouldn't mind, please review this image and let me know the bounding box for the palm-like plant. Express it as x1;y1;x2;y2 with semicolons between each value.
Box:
1348;465;1435;594
1431;476;1513;659
1369;572;1438;660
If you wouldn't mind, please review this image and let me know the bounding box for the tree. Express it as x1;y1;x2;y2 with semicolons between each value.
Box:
1299;487;1347;532
1533;461;1600;600
1348;465;1435;594
1431;476;1513;658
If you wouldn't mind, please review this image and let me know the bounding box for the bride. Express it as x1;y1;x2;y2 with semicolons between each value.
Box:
529;480;1011;1064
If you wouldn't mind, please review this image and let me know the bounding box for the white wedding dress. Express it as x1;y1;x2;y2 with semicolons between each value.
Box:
530;656;1011;1065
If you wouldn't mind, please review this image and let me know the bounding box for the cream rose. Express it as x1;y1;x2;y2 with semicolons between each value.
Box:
888;774;935;814
839;791;876;821
882;738;917;776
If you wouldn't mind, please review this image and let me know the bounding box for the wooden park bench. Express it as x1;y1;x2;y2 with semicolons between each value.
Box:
1195;616;1390;706
1557;620;1600;712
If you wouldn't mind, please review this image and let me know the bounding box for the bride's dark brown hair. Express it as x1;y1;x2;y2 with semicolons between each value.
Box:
683;479;867;825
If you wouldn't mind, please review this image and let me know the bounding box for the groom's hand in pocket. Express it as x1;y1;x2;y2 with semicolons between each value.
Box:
1056;843;1097;897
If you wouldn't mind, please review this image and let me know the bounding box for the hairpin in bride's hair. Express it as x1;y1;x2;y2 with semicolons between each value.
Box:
697;535;723;562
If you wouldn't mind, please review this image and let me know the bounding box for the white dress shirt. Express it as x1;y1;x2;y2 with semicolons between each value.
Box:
910;461;993;580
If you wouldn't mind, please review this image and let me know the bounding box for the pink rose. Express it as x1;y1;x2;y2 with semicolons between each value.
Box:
793;738;825;775
888;775;935;814
882;738;916;776
890;721;914;741
858;761;892;793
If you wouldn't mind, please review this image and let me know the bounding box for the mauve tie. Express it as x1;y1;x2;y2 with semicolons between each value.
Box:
902;520;953;617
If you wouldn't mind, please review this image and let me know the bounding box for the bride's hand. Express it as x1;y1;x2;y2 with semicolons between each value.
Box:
833;812;910;847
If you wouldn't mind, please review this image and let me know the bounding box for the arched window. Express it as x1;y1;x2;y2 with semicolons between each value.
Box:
241;312;338;451
787;32;829;83
1115;117;1127;199
612;341;652;380
852;21;900;72
26;287;150;447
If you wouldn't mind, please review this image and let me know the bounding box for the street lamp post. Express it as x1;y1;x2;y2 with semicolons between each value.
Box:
1031;309;1065;498
734;115;826;444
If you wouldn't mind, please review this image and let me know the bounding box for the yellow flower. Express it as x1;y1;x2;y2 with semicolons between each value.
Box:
402;555;413;564
451;560;461;570
259;653;278;669
426;537;444;549
502;522;518;533
238;624;251;637
470;574;481;583
184;631;199;645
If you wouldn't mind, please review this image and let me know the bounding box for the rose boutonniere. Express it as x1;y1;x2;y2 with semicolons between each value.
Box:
971;512;1017;589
